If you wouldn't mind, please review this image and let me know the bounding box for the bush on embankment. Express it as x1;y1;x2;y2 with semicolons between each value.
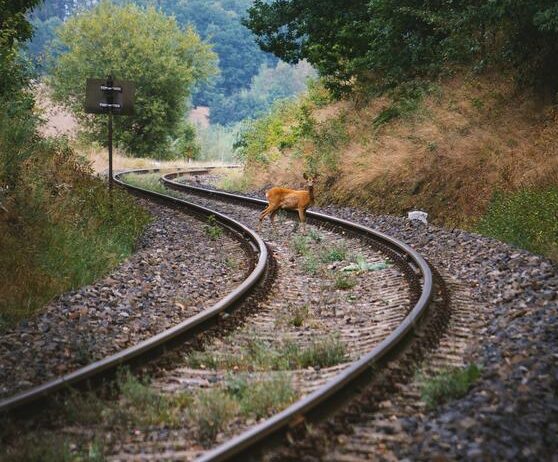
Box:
0;101;150;331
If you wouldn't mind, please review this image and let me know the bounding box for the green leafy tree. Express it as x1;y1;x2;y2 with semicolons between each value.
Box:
0;0;41;186
245;0;558;95
112;0;277;106
211;60;315;125
49;1;217;158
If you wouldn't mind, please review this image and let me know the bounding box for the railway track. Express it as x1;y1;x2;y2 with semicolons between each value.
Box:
0;170;269;414
1;168;447;462
165;170;481;462
102;169;439;461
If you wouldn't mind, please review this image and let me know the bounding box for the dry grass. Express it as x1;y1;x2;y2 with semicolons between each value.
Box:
246;74;558;227
77;143;233;175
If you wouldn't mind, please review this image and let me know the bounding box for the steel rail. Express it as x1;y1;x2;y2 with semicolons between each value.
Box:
160;171;434;462
0;169;268;415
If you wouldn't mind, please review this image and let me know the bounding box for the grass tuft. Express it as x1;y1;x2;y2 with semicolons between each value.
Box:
204;215;223;240
320;244;347;263
292;234;311;256
226;374;297;419
189;389;238;445
334;274;357;290
420;364;481;409
188;335;347;371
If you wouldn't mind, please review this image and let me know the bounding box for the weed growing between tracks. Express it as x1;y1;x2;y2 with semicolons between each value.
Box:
0;370;297;458
204;214;224;240
187;335;347;371
191;374;296;445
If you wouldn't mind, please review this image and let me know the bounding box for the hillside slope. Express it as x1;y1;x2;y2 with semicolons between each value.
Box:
234;75;558;258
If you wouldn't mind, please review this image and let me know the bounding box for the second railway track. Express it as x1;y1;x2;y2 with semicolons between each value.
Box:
1;168;446;462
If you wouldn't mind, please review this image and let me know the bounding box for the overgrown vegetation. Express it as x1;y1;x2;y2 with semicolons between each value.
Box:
334;274;357;291
477;188;558;260
420;364;481;409
188;335;347;371
204;214;224;240
233;1;558;261
0;1;150;329
121;172;179;197
1;368;297;457
235;81;348;173
0;136;149;329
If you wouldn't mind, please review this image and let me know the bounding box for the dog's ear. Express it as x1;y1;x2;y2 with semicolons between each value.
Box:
303;173;308;180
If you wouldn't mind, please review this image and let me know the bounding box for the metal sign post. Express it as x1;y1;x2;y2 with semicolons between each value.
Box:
85;75;135;191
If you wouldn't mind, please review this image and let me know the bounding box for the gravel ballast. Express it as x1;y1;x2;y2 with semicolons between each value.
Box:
186;175;558;460
318;205;558;461
0;200;250;399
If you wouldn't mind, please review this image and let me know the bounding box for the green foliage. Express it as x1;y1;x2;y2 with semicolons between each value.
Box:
284;304;310;327
197;124;239;163
0;0;41;50
49;1;217;158
116;369;190;426
334;274;357;290
61;370;191;429
0;137;150;327
122;172;181;198
225;373;296;419
24;15;63;72
216;169;251;192
420;364;481;409
204;215;224;240
235;98;303;165
210;60;316;125
292;234;311;256
320;244;347;263
302;255;320;275
246;0;558;95
234;84;348;174
0;434;75;462
189;373;296;444
476;187;558;260
189;389;238;445
188;335;347;371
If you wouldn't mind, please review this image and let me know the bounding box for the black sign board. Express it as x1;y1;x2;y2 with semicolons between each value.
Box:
85;78;135;115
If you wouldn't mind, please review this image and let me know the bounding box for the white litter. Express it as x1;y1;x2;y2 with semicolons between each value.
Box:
408;210;428;224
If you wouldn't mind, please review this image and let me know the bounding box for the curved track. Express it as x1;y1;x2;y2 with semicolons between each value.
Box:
0;170;268;414
157;170;438;461
1;169;441;462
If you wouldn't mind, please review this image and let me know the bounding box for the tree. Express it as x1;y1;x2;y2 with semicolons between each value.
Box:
0;0;41;97
49;1;217;158
210;60;316;125
245;0;558;95
127;0;278;105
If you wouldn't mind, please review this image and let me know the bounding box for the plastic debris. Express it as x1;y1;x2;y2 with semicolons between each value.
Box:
408;210;428;224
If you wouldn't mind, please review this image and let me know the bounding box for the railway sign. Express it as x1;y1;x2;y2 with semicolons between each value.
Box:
85;77;135;115
85;75;135;190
